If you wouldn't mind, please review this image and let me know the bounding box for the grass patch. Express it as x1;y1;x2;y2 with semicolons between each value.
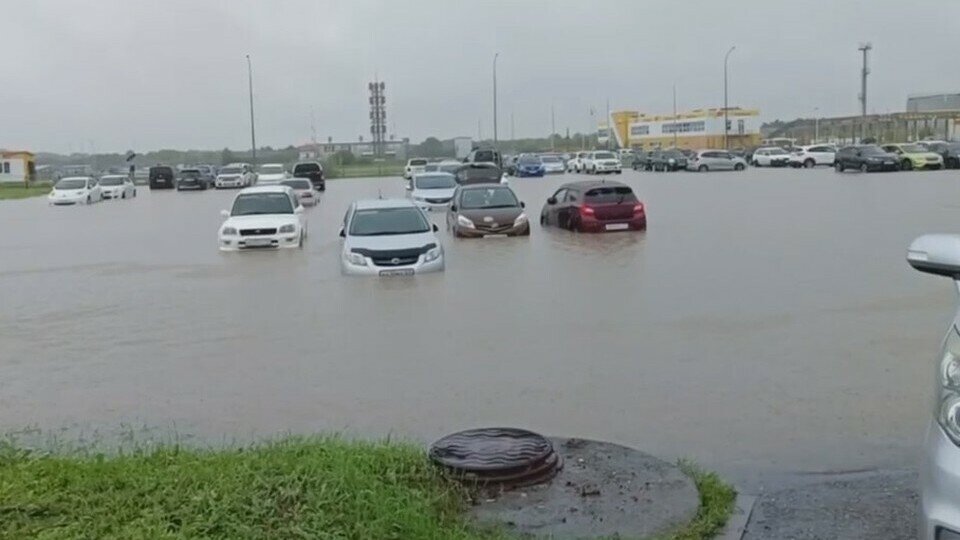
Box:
0;437;501;540
653;461;738;540
0;184;51;200
326;163;404;179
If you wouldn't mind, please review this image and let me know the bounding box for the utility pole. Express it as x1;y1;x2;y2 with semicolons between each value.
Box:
510;111;515;141
858;43;872;142
246;55;257;165
551;101;556;151
723;46;736;150
672;84;678;149
605;98;610;149
493;52;499;146
813;107;820;143
478;118;482;141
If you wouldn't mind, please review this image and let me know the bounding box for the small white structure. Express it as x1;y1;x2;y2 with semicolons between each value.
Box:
0;151;36;184
453;137;473;160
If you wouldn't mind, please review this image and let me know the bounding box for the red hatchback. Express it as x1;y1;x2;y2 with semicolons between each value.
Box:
540;180;646;232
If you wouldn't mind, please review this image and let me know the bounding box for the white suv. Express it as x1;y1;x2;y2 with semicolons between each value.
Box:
789;145;837;168
567;151;590;173
403;158;428;180
215;163;257;188
585;151;622;174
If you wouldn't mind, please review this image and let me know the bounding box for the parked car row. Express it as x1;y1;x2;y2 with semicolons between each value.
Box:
48;175;137;205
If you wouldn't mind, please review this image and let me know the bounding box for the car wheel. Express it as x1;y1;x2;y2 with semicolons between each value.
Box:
121;192;126;199
540;213;547;225
698;165;708;172
803;159;815;169
734;163;745;171
835;161;844;172
860;163;869;173
298;232;304;249
901;159;913;171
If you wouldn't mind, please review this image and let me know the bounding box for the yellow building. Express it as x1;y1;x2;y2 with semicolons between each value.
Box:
604;108;761;150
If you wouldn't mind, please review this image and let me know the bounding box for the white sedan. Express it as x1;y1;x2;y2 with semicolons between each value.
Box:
98;175;137;200
48;176;102;206
257;163;288;184
218;185;307;251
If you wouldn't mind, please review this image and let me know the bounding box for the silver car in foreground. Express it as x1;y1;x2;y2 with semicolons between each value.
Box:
908;234;960;539
339;199;444;276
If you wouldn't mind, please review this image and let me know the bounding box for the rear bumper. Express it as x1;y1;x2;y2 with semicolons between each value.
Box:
578;215;646;233
215;179;244;188
920;421;960;539
177;183;205;190
456;221;530;237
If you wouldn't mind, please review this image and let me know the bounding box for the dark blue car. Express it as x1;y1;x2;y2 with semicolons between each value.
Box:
515;155;545;177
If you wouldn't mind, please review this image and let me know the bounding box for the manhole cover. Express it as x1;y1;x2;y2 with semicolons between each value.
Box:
429;427;563;488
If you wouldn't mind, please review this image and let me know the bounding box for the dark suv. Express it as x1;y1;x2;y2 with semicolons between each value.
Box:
454;163;504;185
292;161;325;191
922;141;960;169
465;147;502;168
648;149;689;171
148;165;176;189
834;145;900;172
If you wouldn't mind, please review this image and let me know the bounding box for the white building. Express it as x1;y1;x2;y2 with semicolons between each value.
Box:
0;151;36;184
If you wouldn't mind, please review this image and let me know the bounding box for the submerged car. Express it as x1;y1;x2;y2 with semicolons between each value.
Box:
216;163;256;188
454;163;508;186
540;155;566;174
48;176;102;206
515;155;545;177
218;185;306;251
99;175;137;199
408;172;457;211
540;180;646;232
834;145;900;172
177;168;209;191
882;143;944;171
292;161;325;191
149;165;176;189
403;158;428;180
257;163;288;184
906;234;960;539
447;184;529;238
584;151;622;174
339;199;444;276
280;178;317;207
751;147;792;167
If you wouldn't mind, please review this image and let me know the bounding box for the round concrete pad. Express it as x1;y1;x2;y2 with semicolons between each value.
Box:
468;438;699;538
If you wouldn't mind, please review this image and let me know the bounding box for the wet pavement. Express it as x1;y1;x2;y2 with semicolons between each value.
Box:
1;167;956;493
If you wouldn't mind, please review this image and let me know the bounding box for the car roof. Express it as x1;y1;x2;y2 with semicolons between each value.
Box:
353;198;419;210
100;174;127;177
237;185;293;195
260;163;284;167
560;180;630;191
458;182;512;190
60;176;92;181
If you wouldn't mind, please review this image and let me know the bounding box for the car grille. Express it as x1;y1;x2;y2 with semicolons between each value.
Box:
240;228;277;236
352;244;436;267
475;223;513;233
426;197;451;204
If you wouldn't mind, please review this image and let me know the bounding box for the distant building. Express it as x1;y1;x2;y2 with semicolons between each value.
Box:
0;151;36;184
297;138;409;161
907;93;960;113
605;108;761;150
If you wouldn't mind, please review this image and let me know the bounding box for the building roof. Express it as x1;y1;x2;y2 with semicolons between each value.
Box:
0;150;35;157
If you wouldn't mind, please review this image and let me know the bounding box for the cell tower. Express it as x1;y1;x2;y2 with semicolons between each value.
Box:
368;80;386;157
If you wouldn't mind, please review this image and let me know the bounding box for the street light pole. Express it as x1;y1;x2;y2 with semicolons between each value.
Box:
673;83;678;149
493;52;499;146
723;45;736;150
246;54;257;165
814;107;820;143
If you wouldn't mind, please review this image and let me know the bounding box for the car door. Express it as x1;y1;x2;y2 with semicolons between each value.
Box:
559;189;580;228
544;188;566;226
718;152;736;170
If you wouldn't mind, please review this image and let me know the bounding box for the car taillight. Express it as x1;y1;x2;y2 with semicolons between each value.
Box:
633;203;645;214
579;205;595;217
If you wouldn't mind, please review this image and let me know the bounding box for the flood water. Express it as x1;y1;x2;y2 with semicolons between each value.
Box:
2;168;958;487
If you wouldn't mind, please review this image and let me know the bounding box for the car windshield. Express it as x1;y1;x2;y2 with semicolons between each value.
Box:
230;192;294;216
542;156;561;163
220;167;242;175
55;179;87;189
350;207;430;236
473;151;496;162
519;156;540;164
415;174;456;189
281;179;312;190
409;159;427;166
294;163;320;173
260;165;284;174
901;144;926;153
99;177;126;186
180;170;200;178
459;167;501;183
594;152;615;159
585;186;637;204
460;187;519;209
860;146;886;155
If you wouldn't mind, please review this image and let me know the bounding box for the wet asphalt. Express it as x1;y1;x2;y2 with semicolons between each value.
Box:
1;166;956;532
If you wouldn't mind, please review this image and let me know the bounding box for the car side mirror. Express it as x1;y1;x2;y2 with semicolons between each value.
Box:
450;204;457;211
547;197;557;205
339;228;346;238
520;201;525;208
908;234;960;278
432;224;440;232
220;209;229;218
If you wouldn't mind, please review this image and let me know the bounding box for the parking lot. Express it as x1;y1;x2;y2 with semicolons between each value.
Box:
0;166;955;493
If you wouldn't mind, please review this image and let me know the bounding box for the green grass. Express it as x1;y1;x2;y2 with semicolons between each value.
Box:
653;461;738;540
325;163;404;179
0;437;499;540
0;184;51;200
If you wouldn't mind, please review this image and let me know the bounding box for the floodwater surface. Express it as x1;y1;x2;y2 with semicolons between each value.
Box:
1;168;957;487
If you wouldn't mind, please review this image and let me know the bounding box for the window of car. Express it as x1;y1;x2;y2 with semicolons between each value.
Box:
551;189;566;202
460;187;519;209
230;192;294;216
220;166;242;175
409;159;427;166
518;155;541;164
810;146;830;153
99;176;126;186
584;186;637;204
293;163;321;174
901;144;927;153
594;152;616;159
180;170;201;178
415;174;456;189
564;190;578;202
349;207;430;236
456;166;501;184
860;145;886;155
55;178;88;189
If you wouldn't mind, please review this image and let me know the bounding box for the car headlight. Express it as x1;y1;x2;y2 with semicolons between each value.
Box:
346;251;367;266
457;215;475;228
424;247;442;262
279;224;296;234
513;213;528;226
221;227;238;236
937;328;960;445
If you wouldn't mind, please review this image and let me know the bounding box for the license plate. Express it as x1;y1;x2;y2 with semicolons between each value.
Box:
245;238;271;246
379;269;414;277
605;223;630;231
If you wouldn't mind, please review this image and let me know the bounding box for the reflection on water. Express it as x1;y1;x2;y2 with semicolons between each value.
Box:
0;169;956;484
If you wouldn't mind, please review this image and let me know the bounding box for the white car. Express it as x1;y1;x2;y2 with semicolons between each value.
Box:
584;151;623;174
218;185;307;251
340;199;444;276
408;172;457;211
48;176;102;206
540;155;566;174
751;147;792;167
98;175;137;200
789;144;837;168
403;158;428;180
567;151;590;173
280;177;317;207
257;163;288;184
215;163;257;189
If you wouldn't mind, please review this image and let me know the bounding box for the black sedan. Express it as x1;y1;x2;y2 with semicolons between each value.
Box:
834;145;900;172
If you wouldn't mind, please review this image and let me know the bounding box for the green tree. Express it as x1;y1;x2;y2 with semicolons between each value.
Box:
416;137;445;158
221;148;236;165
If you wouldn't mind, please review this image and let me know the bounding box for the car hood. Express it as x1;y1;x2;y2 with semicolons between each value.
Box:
518;163;543;168
101;185;125;190
412;187;456;199
345;231;438;252
217;174;241;179
222;214;298;230
458;206;523;224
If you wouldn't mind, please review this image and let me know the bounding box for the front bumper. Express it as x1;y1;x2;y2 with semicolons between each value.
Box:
594;164;622;173
517;168;545;177
102;190;122;199
341;253;445;276
920;421;960;539
413;199;452;211
456;221;530;238
918;159;944;170
219;233;301;251
49;197;84;206
177;182;204;190
865;161;899;171
215;178;244;188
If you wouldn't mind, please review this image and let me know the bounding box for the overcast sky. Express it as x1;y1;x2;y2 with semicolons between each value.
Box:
4;0;958;153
